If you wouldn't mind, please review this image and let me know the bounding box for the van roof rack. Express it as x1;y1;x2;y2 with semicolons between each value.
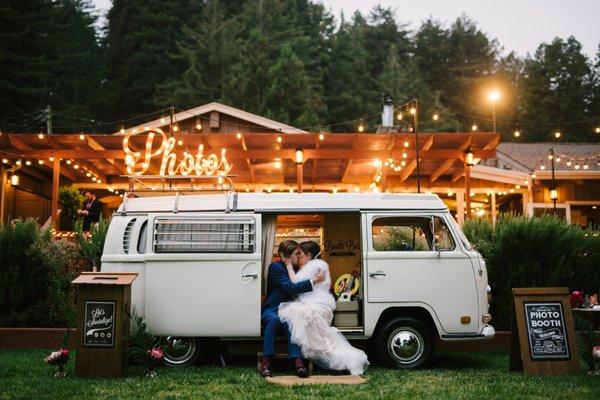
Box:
119;175;238;215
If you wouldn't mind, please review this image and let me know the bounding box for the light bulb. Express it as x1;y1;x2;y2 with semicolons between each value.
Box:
73;164;79;169
66;160;71;165
274;160;282;169
236;132;242;139
574;164;580;170
555;157;561;162
583;163;589;170
471;123;478;131
403;141;409;148
566;161;572;166
319;133;324;140
373;159;382;168
2;159;7;163
25;160;32;166
397;112;403;120
16;160;22;166
402;152;407;159
38;160;44;164
177;139;183;146
540;165;546;170
173;125;179;132
409;107;416;115
358;123;365;133
120;127;125;135
432;112;439;121
554;131;561;138
160;117;166;124
276;136;282;143
514;130;521;138
531;173;537;179
196;123;202;130
79;134;85;140
49;156;54;162
595;127;600;134
38;133;44;139
548;154;553;160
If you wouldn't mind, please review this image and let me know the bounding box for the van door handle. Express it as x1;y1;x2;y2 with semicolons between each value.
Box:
369;271;386;278
242;273;258;279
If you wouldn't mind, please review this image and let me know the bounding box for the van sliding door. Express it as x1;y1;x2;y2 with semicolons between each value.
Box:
143;213;262;337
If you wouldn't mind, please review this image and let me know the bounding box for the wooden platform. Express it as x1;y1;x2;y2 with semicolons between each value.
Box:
265;375;367;386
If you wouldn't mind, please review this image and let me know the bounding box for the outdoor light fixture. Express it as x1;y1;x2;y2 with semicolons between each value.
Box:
514;130;521;138
295;148;304;164
79;134;85;140
549;189;558;201
10;174;19;186
432;112;439;121
236;132;242;139
38;133;44;139
465;147;475;167
554;130;561;139
396;112;403;120
274;160;282;169
488;90;501;102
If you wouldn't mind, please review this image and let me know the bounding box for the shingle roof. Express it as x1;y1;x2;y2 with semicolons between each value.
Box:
497;142;600;171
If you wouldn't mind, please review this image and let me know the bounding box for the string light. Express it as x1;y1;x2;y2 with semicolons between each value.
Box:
583;161;589;170
566;160;572;167
432;112;439;121
2;159;7;164
531;173;537;179
595;127;600;134
373;159;382;168
73;164;79;169
49;156;54;162
38;133;44;139
276;136;282;143
471;123;478;131
236;132;242;139
396;112;403;121
554;130;561;139
319;133;325;141
358;121;365;132
540;165;546;170
79;134;85;140
574;163;580;170
173;125;179;132
274;160;282;169
177;139;183;146
38;160;44;165
409;107;416;115
513;129;521;138
16;160;21;166
25;160;31;166
403;140;409;148
66;160;71;165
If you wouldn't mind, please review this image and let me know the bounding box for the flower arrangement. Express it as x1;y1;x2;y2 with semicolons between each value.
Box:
570;290;585;308
125;310;165;378
43;327;72;378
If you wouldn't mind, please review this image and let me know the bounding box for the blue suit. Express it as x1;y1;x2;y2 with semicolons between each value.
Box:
261;261;313;358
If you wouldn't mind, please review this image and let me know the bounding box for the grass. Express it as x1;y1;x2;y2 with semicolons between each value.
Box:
1;347;598;400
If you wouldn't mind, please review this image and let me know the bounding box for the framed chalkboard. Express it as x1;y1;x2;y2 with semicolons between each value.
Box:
523;302;570;360
83;301;116;347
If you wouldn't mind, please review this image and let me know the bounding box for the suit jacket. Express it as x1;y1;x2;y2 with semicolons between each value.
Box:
82;199;102;230
261;261;313;315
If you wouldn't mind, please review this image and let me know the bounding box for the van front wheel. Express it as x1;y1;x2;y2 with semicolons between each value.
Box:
162;337;203;367
375;317;434;369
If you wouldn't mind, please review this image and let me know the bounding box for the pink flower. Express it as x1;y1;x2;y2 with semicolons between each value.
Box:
147;347;163;360
60;348;70;357
593;346;600;359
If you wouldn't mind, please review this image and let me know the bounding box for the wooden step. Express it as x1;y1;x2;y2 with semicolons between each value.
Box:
257;352;313;374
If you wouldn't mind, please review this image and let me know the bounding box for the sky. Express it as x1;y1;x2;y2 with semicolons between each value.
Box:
91;0;600;59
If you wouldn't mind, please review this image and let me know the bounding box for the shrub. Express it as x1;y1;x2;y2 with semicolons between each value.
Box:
58;186;84;231
75;216;109;270
463;215;600;330
0;219;78;327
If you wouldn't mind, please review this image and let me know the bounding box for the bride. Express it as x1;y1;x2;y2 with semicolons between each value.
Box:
278;241;370;375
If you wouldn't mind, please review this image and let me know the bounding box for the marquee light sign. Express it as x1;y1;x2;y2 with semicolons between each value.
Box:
122;128;233;177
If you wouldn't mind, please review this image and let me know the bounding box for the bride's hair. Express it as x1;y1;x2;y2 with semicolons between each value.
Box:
300;241;321;259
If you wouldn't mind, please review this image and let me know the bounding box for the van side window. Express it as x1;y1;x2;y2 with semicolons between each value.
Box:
153;217;255;253
137;220;148;254
372;217;431;251
432;216;455;251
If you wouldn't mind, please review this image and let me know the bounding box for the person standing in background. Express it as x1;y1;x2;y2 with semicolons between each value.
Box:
77;190;102;231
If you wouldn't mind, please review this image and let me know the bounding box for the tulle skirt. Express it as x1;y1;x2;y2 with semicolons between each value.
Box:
278;301;370;375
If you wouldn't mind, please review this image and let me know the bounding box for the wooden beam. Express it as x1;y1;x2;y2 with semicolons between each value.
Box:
421;134;434;150
7;134;77;181
87;136;127;174
451;166;465;182
400;160;417;182
0;148;497;161
430;159;455;183
459;134;473;150
239;135;254;183
483;134;501;150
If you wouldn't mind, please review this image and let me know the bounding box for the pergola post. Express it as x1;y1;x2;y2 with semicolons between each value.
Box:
456;189;465;226
0;168;6;224
464;161;471;220
51;157;60;230
491;191;497;226
296;163;303;193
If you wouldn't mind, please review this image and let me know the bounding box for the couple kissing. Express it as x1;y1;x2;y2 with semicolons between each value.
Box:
260;239;369;378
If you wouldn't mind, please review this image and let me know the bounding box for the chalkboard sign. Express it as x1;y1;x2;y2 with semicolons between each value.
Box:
83;301;116;347
524;302;570;360
509;288;579;375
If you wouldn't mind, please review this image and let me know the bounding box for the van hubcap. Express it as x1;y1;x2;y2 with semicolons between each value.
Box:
388;327;424;364
163;337;196;366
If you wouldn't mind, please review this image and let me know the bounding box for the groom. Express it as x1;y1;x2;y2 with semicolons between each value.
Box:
260;240;325;378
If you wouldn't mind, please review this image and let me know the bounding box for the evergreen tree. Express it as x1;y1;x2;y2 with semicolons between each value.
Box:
105;0;200;120
264;43;318;127
520;37;595;142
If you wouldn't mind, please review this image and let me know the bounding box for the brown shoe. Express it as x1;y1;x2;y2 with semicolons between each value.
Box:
260;366;273;378
294;358;309;378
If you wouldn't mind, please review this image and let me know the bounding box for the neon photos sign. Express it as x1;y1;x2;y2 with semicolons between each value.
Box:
122;128;233;177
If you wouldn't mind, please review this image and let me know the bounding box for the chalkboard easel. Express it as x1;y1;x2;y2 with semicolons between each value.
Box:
509;287;580;375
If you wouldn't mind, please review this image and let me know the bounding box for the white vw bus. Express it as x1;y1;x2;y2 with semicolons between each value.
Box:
101;192;494;369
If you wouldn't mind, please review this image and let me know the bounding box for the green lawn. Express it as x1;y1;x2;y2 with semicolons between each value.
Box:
1;348;598;400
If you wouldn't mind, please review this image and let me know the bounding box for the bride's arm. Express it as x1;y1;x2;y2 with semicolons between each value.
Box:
283;258;300;283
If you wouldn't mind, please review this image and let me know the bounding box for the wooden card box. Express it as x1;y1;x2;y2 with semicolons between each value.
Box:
72;272;138;378
509;287;580;375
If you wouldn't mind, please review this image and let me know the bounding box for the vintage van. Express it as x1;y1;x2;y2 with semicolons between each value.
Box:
101;192;494;369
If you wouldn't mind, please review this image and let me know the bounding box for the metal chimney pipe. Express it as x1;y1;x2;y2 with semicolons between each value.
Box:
382;94;394;128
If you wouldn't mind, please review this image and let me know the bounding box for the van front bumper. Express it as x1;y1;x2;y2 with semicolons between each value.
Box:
440;324;496;341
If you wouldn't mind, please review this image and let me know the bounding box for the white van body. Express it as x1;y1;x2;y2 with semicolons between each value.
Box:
101;192;494;368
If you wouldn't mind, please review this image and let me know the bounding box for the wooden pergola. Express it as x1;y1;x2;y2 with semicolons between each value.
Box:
0;131;511;226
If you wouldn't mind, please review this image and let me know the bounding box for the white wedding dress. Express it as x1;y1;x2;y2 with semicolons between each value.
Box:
278;259;370;375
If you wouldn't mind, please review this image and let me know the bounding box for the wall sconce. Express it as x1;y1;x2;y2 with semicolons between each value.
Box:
465;147;474;167
295;148;304;164
549;189;558;201
10;174;19;186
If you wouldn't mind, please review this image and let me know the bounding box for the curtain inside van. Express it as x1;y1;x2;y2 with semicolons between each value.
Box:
261;214;276;292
